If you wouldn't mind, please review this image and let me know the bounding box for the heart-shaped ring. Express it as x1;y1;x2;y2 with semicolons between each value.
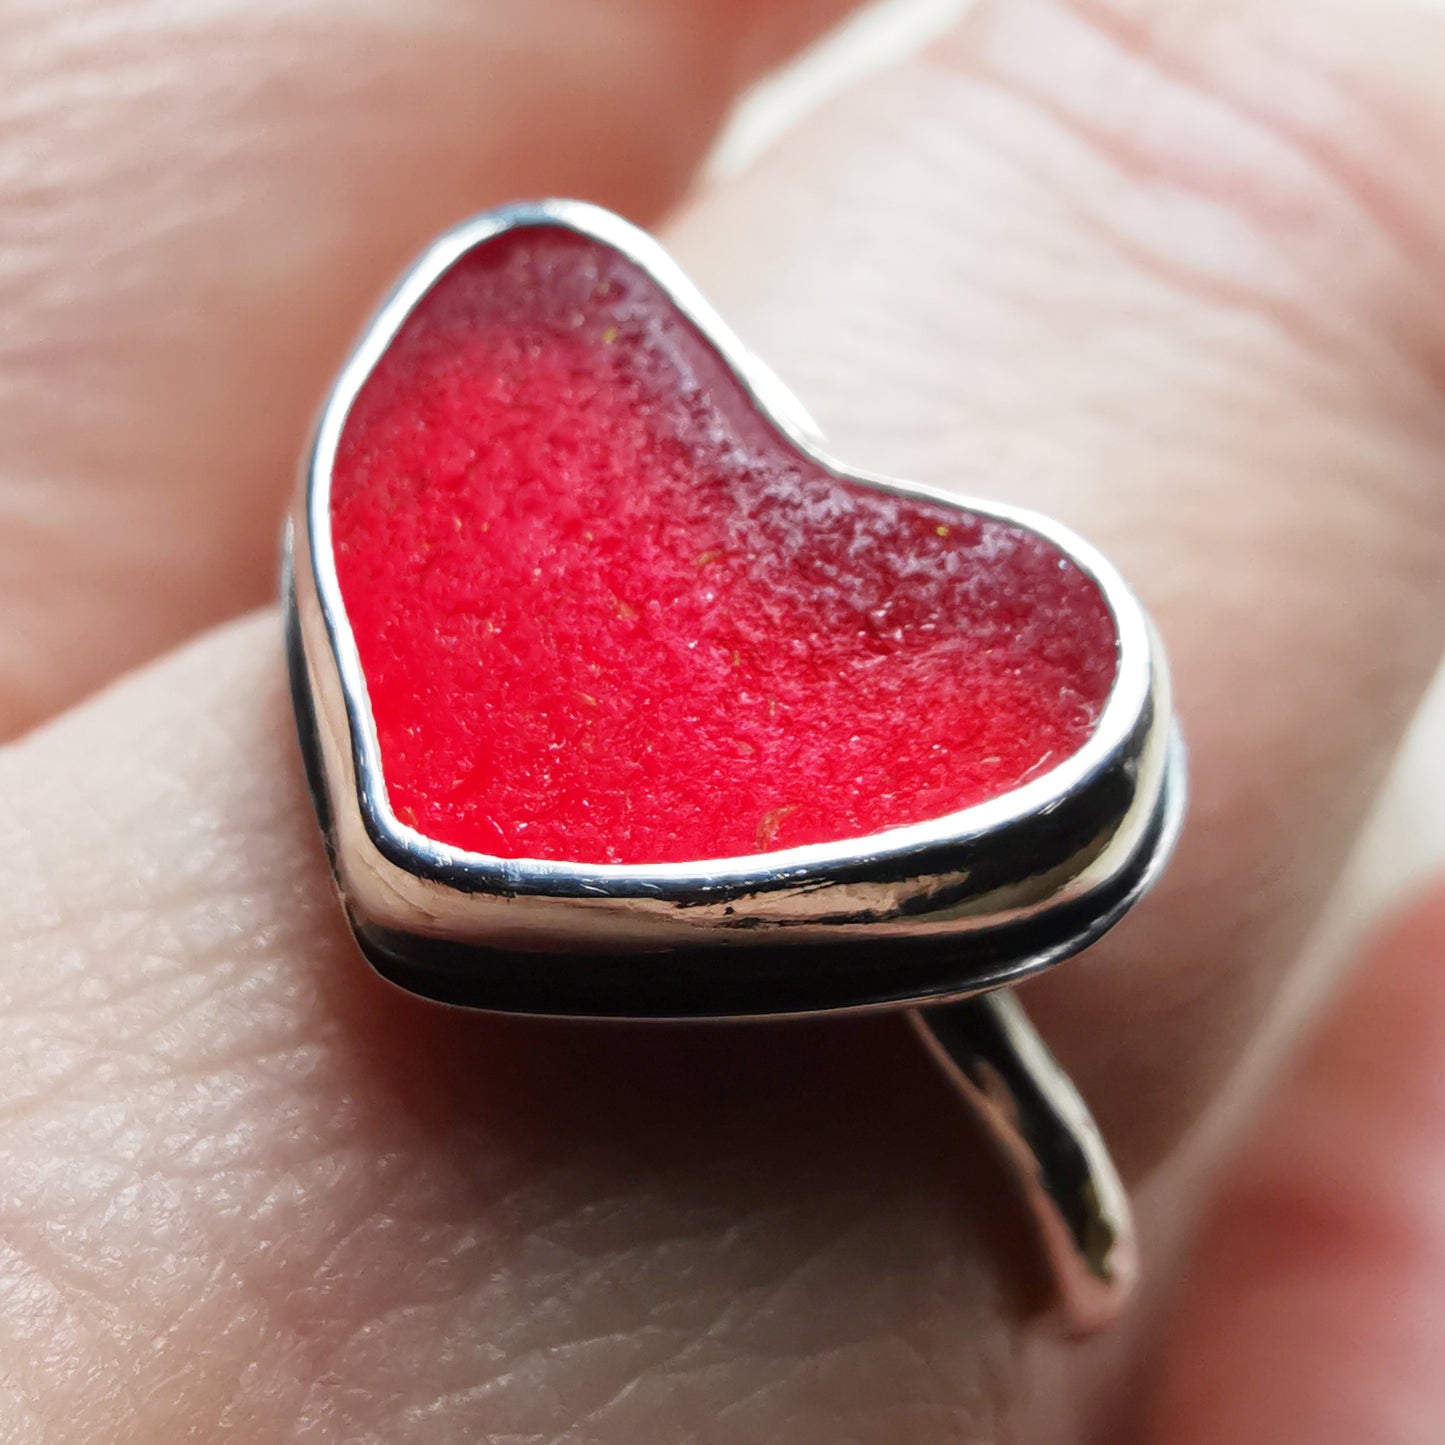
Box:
284;201;1185;1334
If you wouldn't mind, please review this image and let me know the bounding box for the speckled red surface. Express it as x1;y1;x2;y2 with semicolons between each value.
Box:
329;228;1117;864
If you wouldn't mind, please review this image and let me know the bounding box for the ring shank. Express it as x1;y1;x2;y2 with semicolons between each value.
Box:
909;992;1136;1335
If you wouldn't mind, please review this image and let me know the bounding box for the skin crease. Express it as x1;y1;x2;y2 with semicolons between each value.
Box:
0;1;1441;1443
0;0;859;739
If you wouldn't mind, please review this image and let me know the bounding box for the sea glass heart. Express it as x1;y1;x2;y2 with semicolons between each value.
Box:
325;225;1118;867
289;202;1181;1015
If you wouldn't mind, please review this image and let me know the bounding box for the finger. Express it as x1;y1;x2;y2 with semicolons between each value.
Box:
1150;881;1445;1445
667;0;1445;1174
0;617;1024;1444
4;0;1445;1440
0;0;859;737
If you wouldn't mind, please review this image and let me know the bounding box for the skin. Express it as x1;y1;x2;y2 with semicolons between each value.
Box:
0;0;1442;1439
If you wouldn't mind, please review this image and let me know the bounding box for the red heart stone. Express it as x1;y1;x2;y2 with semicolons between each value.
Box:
329;227;1116;866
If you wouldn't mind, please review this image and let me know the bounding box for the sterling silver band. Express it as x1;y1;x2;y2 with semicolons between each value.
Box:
913;996;1136;1333
285;199;1186;1334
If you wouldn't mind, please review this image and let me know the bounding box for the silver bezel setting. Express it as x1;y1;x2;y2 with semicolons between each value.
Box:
285;199;1184;1020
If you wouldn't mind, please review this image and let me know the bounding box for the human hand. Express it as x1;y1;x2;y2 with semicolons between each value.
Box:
2;1;1444;1440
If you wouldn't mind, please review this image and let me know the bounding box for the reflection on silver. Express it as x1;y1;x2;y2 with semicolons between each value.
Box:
284;199;1187;1334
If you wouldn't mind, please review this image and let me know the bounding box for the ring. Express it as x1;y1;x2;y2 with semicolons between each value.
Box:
283;200;1185;1335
